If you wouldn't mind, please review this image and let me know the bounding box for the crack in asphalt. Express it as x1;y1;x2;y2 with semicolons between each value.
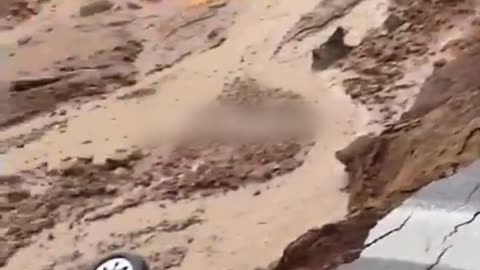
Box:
442;210;480;244
425;245;452;270
460;183;480;208
362;212;413;249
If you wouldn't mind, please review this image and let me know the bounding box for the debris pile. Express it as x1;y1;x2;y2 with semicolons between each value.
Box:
342;0;475;123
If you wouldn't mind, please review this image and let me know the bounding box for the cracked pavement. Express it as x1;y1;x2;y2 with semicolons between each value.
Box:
339;161;480;270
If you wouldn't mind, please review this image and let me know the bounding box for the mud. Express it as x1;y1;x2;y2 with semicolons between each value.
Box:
0;75;315;267
0;38;141;128
0;0;44;30
0;0;235;128
4;0;479;269
139;77;315;201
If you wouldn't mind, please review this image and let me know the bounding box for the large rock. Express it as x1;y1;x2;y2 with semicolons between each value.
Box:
311;27;354;71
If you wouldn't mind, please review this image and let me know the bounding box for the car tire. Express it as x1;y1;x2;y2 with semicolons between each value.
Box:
90;252;149;270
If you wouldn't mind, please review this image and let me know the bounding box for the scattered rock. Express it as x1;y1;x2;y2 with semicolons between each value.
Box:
117;88;156;100
79;0;114;17
9;74;72;92
5;190;30;203
311;27;354;71
47;233;55;241
17;36;32;46
383;13;405;33
105;149;144;169
148;247;188;270
58;109;67;116
113;167;129;177
433;58;447;68
126;2;142;10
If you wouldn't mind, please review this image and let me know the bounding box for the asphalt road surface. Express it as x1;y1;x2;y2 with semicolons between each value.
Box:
340;161;480;270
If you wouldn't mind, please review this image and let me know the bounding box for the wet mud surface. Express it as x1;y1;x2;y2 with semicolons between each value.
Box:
0;0;235;128
0;0;44;30
0;38;141;128
0;76;315;267
3;0;480;270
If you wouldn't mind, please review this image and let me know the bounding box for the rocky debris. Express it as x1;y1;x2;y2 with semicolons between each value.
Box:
93;217;200;257
151;140;311;200
0;77;314;266
126;1;142;10
0;0;44;28
148;247;188;270
3;189;31;203
17;36;32;46
79;0;114;17
140;77;314;201
0;156;142;266
311;27;354;71
0;120;67;153
217;77;305;107
272;0;361;57
341;0;476;124
1;39;143;128
145;2;234;75
117;87;156;100
382;13;405;33
433;58;447;68
54;251;83;265
10;74;74;92
104;148;146;170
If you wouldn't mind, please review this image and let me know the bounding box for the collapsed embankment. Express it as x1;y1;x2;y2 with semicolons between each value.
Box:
270;0;480;269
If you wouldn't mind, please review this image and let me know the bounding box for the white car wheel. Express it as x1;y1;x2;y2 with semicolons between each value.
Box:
91;253;149;270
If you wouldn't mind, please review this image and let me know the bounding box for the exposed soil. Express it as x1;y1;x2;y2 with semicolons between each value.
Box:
342;0;476;124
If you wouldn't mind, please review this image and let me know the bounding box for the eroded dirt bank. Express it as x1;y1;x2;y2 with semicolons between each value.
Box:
269;0;480;269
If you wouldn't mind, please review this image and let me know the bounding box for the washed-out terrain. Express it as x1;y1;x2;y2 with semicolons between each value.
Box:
1;0;480;270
